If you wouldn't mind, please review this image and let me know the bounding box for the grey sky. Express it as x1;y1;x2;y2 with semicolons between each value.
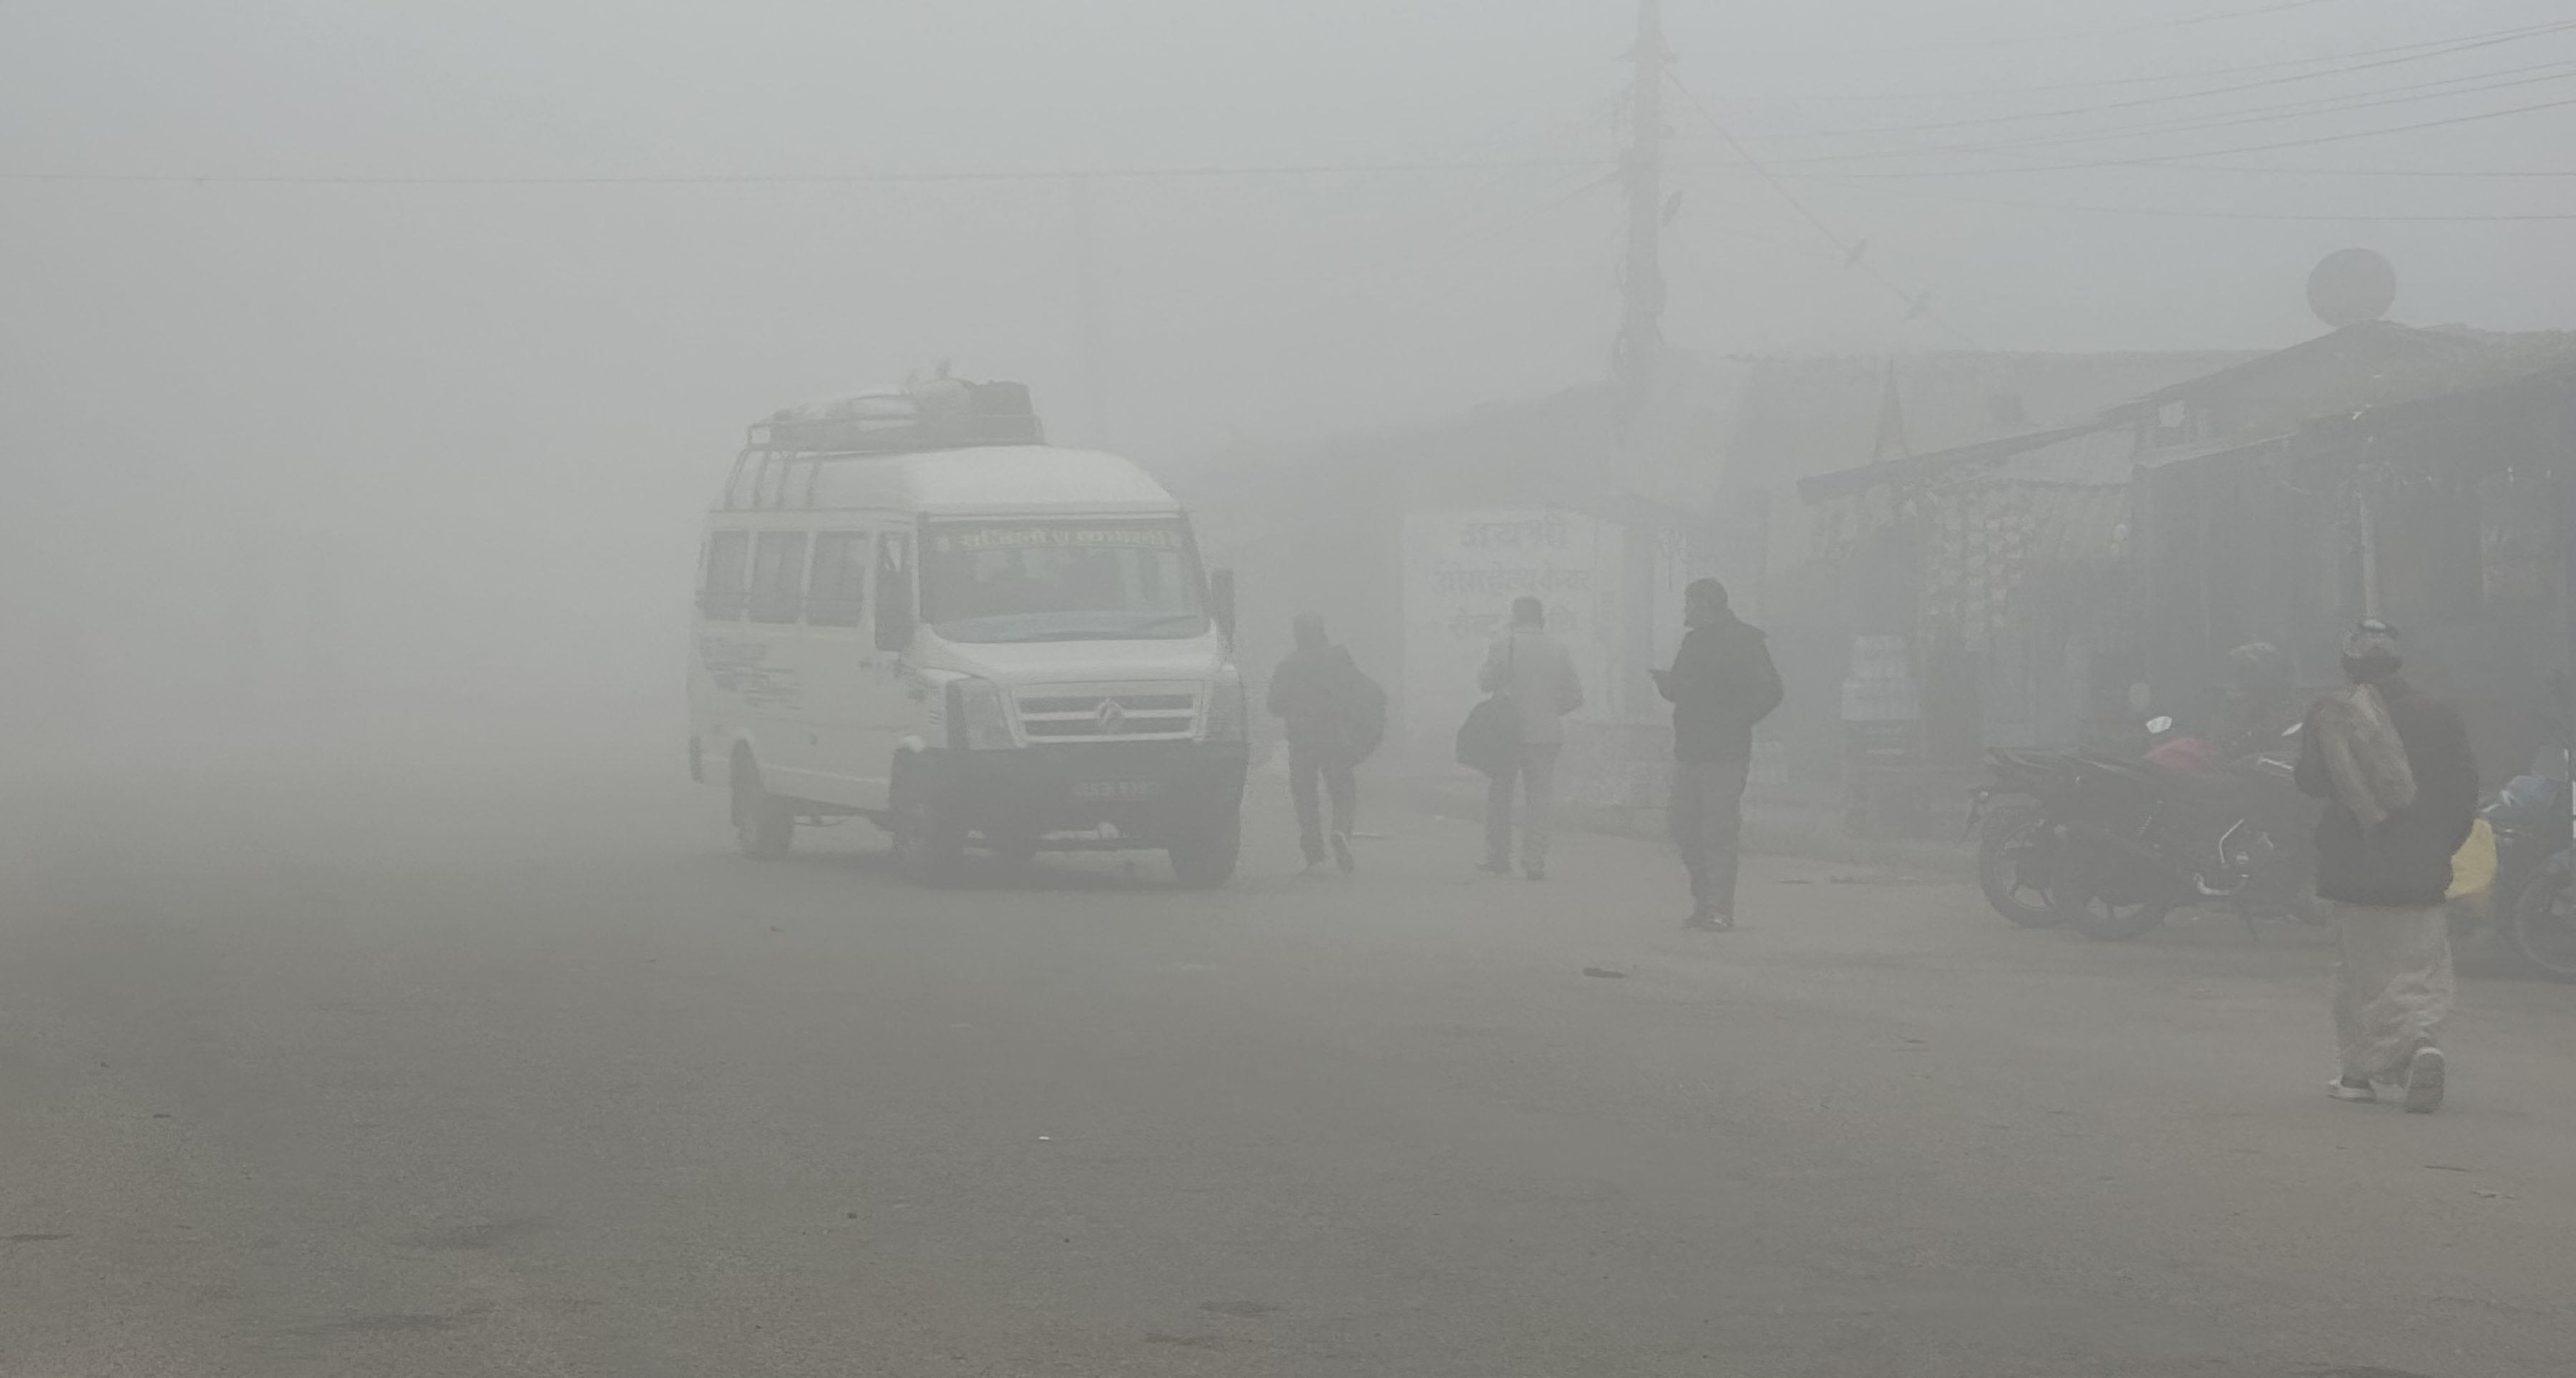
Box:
8;2;2572;452
4;1;2572;735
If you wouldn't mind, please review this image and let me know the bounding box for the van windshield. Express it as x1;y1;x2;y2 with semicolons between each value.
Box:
921;519;1208;642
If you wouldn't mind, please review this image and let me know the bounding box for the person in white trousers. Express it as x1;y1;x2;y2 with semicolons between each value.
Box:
1477;596;1583;880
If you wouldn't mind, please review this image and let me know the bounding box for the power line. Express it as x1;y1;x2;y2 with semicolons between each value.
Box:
1711;92;2576;173
1665;74;1982;347
1750;155;2576;180
1805;178;2576;222
1839;0;2348;54
1727;18;2576;103
1768;20;2576;138
1753;70;2576;167
1946;62;2576;153
0;157;1612;187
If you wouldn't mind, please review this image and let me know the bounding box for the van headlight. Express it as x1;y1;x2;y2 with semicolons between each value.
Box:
946;677;1015;751
1202;673;1246;743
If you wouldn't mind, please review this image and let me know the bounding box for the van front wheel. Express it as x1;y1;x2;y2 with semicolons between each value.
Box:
892;786;966;884
731;756;794;860
1168;810;1241;888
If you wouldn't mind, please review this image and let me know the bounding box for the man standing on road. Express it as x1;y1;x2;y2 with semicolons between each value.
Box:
1266;612;1382;876
1652;578;1782;931
2295;620;2476;1113
1477;596;1584;880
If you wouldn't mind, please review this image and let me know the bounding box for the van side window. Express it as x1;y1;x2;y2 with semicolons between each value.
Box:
874;532;913;630
699;530;751;620
806;532;871;627
748;531;809;625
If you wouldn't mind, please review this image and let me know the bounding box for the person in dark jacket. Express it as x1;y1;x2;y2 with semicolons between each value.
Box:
1266;612;1375;874
1651;578;1782;930
2293;620;2476;1113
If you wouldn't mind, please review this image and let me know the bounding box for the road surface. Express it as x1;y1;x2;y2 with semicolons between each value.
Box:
4;758;2572;1377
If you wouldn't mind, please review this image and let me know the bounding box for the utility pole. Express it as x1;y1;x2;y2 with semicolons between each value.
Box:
1068;176;1114;449
1612;0;1669;432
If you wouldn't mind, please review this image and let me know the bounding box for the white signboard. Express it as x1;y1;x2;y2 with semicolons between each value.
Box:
1400;509;1621;757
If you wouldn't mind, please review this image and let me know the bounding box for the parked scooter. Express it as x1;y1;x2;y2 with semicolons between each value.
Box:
2039;720;2318;941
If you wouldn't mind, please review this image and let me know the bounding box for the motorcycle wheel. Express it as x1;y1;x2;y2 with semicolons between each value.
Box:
2049;841;2173;942
2504;855;2576;981
1976;808;2064;928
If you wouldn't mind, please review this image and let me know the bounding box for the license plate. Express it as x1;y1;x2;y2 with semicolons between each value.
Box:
1073;780;1159;801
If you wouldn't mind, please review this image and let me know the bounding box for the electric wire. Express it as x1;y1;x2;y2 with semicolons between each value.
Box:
1665;73;1984;347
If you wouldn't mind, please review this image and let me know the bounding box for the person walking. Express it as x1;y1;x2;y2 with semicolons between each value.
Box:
1476;596;1584;880
2294;620;2476;1113
1652;578;1782;931
1266;612;1382;875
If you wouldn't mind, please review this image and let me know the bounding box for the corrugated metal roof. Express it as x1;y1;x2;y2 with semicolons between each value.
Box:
1993;427;2138;486
1796;423;2103;502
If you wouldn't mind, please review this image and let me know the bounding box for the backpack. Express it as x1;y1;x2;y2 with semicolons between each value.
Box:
1340;660;1390;763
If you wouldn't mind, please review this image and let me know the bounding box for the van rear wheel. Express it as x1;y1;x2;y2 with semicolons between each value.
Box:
731;756;794;860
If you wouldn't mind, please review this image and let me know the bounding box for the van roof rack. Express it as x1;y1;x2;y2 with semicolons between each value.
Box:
746;377;1044;454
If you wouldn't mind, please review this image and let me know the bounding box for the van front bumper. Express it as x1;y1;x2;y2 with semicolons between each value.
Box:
912;740;1249;843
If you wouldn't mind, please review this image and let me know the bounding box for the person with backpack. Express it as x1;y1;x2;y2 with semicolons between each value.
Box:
2294;620;2476;1113
1266;611;1386;875
1475;596;1584;880
1652;578;1782;930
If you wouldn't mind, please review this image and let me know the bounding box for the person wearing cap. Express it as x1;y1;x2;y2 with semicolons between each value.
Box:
1651;578;1782;931
2293;620;2477;1113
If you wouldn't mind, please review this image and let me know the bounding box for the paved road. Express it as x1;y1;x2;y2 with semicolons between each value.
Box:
4;759;2574;1377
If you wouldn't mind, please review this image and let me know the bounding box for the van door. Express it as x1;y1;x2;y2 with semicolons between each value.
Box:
852;527;921;808
692;527;755;766
742;528;811;791
794;527;877;808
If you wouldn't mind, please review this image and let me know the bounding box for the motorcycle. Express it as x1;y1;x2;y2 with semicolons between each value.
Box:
2039;720;2318;941
1964;715;2195;930
1966;748;2079;928
2490;746;2576;979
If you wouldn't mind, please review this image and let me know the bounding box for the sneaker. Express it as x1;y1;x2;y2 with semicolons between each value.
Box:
1330;831;1355;874
2403;1047;2446;1114
1300;858;1330;878
1709;912;1736;932
1476;859;1513;876
2327;1076;2378;1103
1683;910;1715;931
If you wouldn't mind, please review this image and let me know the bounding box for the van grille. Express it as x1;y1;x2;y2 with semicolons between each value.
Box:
1015;688;1199;741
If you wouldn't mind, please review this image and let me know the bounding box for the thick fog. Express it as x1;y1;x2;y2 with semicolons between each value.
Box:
5;0;2573;769
16;8;2576;1372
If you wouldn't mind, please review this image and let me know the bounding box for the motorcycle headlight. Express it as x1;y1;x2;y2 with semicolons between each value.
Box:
1202;673;1246;743
946;677;1015;751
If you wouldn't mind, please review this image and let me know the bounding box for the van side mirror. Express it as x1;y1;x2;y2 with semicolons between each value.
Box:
1208;567;1237;648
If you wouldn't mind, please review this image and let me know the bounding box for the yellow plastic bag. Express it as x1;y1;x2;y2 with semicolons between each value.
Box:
2447;817;2497;901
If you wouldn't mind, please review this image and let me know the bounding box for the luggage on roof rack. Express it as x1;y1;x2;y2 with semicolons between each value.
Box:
748;377;1043;454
